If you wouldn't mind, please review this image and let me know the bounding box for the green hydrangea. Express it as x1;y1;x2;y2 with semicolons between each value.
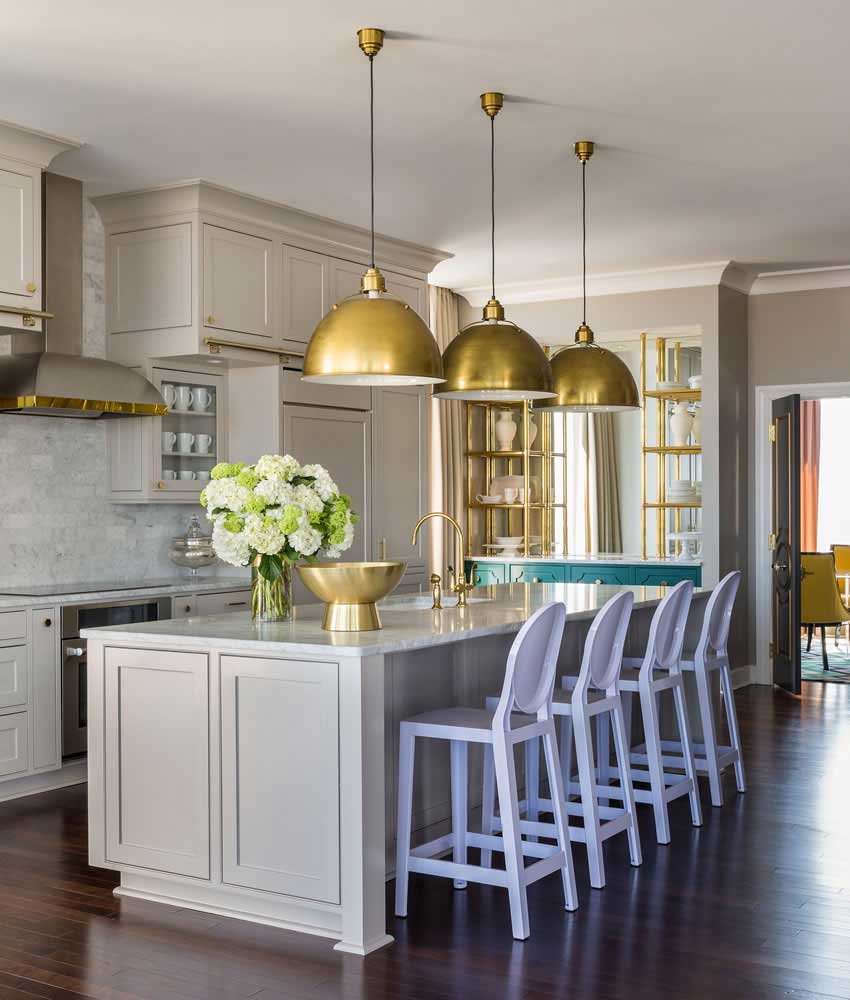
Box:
244;494;267;514
223;513;244;533
236;468;260;490
211;461;242;480
279;504;301;534
325;494;354;546
199;488;208;508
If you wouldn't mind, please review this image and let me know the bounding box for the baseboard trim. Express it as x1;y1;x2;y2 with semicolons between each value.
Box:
731;665;755;689
0;758;87;803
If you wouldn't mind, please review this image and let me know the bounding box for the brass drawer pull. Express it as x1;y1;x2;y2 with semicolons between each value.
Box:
532;577;541;583
595;578;602;585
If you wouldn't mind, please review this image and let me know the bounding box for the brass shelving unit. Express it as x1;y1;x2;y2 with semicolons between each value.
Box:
640;333;702;558
465;401;568;557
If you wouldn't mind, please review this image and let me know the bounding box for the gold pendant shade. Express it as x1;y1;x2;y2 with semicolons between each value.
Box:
536;325;640;412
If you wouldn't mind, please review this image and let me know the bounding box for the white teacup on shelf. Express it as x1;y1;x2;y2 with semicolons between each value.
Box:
161;384;176;408
195;434;213;455
174;385;192;410
162;469;177;481
161;431;176;453
176;432;195;453
190;387;213;412
178;470;196;481
503;487;518;503
196;470;211;482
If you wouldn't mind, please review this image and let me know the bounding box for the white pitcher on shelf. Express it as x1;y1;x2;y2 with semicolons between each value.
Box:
669;401;694;447
691;404;702;445
495;409;518;451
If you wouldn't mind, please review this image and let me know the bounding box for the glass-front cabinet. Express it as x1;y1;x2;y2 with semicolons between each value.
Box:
108;365;227;503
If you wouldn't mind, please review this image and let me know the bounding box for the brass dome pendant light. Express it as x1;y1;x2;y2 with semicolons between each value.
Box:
302;29;444;387
434;93;554;401
537;141;640;412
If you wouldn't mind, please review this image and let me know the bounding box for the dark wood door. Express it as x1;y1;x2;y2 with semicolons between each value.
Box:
772;393;801;694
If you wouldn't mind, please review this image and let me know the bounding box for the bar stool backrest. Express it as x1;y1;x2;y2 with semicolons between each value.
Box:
575;590;634;695
493;602;566;727
698;571;742;658
647;580;694;672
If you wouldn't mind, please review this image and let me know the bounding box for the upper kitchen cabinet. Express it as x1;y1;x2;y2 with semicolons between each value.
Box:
0;122;79;333
203;224;272;341
94;181;447;367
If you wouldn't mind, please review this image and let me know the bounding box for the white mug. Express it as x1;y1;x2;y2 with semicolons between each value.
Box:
161;384;176;408
190;387;212;412
176;432;195;453
195;433;213;455
503;487;518;504
162;469;177;481
178;470;196;481
174;385;192;410
518;487;526;503
196;470;211;482
161;431;176;453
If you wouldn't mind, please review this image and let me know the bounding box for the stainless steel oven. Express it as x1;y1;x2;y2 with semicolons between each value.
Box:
61;596;171;758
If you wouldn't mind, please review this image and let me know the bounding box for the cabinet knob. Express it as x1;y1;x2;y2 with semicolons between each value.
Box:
595;579;603;585
660;580;668;587
185;605;192;613
157;480;166;489
532;577;541;583
207;314;216;324
25;282;37;293
43;617;52;627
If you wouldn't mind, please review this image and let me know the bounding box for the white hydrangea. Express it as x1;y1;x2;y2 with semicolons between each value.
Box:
203;478;253;514
255;478;295;506
289;525;322;557
255;454;300;481
293;483;324;514
301;463;338;502
211;521;251;567
243;513;286;555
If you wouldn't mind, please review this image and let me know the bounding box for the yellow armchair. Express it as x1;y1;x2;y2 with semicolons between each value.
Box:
801;552;850;670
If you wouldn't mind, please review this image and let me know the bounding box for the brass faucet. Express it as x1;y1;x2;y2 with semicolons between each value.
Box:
412;512;476;608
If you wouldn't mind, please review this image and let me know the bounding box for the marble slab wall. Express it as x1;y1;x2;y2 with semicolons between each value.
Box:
0;199;216;588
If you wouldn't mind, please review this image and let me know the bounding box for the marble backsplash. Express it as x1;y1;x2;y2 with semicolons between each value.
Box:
0;197;226;588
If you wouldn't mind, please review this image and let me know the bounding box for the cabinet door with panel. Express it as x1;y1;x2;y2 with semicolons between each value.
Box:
570;565;633;585
0;157;41;323
194;590;251;616
383;269;427;321
0;713;28;778
0;644;27;711
633;566;701;587
466;562;506;586
203;224;273;342
30;608;60;772
372;386;428;588
220;655;340;902
104;646;210;878
328;257;364;305
282;245;329;345
510;563;567;584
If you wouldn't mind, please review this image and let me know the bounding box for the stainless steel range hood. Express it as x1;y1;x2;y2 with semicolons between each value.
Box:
0;173;166;418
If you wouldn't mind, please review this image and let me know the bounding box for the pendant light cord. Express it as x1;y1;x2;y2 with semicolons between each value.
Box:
490;115;496;302
581;159;587;326
369;55;376;270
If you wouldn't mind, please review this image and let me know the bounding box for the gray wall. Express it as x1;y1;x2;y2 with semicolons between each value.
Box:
0;199;211;588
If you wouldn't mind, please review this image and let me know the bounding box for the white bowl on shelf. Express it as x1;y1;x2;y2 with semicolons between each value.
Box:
657;380;687;391
688;375;702;390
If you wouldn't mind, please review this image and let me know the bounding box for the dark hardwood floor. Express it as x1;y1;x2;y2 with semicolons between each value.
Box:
0;683;848;999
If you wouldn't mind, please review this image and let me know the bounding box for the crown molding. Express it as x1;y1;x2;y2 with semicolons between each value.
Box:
455;261;755;306
749;264;850;296
0;120;81;169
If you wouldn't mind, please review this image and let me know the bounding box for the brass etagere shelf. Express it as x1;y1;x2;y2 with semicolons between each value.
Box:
465;401;568;557
640;333;702;559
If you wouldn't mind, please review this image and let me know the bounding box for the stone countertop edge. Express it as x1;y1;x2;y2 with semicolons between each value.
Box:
81;582;706;659
0;577;251;612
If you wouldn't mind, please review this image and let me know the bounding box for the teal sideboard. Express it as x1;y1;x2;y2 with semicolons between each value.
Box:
465;560;701;588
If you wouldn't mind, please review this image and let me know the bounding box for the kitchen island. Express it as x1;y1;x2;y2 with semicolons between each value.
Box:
84;582;709;955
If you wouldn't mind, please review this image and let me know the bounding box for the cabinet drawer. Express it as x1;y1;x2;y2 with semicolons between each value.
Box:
633;566;701;587
466;562;506;586
0;713;28;778
195;590;252;616
510;563;567;584
569;565;633;585
171;596;197;620
0;611;27;643
0;645;28;711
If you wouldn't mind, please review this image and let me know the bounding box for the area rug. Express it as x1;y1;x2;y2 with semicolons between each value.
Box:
801;633;850;683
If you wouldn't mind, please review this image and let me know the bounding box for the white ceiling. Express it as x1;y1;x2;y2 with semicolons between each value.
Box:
4;0;850;291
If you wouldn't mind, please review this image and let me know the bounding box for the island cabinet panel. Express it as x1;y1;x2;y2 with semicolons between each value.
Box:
220;656;340;903
570;564;634;585
0;713;28;777
30;608;60;772
202;224;273;341
633;565;701;587
0;645;28;711
466;562;507;586
103;647;210;879
509;563;567;584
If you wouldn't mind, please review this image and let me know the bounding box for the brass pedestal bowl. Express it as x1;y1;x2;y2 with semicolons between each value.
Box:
296;561;407;631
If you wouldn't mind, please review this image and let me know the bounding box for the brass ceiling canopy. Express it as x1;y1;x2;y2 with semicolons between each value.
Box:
435;94;554;401
302;29;444;387
536;141;640;413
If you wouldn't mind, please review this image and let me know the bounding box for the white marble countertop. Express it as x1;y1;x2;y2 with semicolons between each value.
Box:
82;582;704;657
467;553;703;567
0;576;251;611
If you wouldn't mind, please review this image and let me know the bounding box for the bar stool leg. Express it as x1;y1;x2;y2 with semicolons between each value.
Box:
596;712;611;788
493;734;530;939
573;706;605;888
480;744;496;868
525;737;540;841
640;683;671;845
720;662;747;793
559;714;574;797
541;726;578;911
695;666;723;807
610;700;642;867
671;678;703;827
395;729;416;918
450;741;468;889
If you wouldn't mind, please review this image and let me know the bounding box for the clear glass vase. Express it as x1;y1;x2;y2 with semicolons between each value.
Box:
251;561;293;622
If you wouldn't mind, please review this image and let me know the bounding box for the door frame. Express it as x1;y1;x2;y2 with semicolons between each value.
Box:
754;380;850;686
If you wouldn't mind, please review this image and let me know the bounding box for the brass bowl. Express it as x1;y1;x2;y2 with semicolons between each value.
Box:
296;561;407;631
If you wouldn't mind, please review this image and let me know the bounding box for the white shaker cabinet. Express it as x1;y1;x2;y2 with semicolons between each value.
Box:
282;245;329;345
0;157;41;323
30;609;60;772
203;224;273;341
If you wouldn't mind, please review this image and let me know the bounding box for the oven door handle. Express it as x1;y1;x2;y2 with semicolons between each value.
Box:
65;646;85;658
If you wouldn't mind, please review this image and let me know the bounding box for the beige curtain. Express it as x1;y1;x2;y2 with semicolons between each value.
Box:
429;286;464;572
591;412;623;553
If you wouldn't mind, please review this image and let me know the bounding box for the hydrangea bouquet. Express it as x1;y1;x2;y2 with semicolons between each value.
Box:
200;454;358;621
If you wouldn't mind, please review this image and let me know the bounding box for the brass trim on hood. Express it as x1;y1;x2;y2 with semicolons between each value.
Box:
0;394;168;415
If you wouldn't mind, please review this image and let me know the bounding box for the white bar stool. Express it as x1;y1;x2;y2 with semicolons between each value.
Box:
486;591;642;890
394;603;578;941
648;571;745;807
615;580;703;845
